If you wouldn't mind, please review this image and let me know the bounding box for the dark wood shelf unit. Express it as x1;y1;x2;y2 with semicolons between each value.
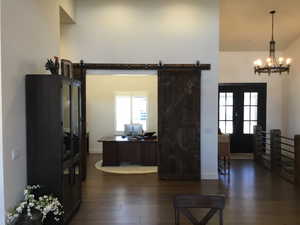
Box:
26;74;82;224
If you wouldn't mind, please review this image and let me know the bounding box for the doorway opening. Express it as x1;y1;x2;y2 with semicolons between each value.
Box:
73;62;209;180
86;72;158;174
218;83;267;153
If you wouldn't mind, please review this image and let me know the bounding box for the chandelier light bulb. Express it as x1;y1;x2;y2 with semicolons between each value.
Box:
266;57;272;63
278;57;284;64
286;58;292;65
257;59;262;66
254;59;263;67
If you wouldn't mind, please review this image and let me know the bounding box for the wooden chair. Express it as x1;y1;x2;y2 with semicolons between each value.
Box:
174;195;225;225
218;134;231;175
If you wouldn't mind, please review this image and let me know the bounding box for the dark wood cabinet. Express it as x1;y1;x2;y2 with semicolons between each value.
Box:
26;75;82;224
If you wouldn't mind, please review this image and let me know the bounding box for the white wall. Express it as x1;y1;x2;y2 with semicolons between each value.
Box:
0;0;4;223
86;75;157;153
60;0;76;22
61;0;220;179
220;51;284;131
282;36;300;136
1;0;60;218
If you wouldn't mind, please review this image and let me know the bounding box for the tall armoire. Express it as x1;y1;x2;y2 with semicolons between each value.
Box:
26;74;82;224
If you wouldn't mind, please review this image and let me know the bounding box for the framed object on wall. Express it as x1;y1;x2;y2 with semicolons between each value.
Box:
61;59;73;78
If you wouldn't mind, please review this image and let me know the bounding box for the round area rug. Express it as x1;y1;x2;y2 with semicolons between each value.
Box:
95;160;158;175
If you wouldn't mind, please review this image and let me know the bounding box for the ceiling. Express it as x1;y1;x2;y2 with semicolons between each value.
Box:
220;0;300;51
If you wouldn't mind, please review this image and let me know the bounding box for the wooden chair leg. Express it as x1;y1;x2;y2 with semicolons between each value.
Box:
175;208;180;225
219;209;223;225
224;157;226;174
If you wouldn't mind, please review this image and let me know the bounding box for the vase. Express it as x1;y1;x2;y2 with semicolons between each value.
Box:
15;211;42;225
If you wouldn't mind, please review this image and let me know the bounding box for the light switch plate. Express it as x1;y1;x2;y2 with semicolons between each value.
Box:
11;149;20;160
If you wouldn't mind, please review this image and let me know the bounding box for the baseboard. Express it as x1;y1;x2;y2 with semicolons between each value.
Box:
89;148;102;154
201;173;218;180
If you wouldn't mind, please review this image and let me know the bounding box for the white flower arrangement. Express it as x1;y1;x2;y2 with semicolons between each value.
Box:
7;185;64;224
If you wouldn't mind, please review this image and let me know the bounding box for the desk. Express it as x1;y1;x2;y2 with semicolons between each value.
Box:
98;136;158;166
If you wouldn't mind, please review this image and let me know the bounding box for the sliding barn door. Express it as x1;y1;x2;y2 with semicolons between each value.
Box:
158;69;201;180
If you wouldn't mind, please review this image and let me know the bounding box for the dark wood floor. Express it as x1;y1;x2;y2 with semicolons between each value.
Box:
70;154;300;225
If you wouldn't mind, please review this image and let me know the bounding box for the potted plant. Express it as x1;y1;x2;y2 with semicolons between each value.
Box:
7;185;64;225
45;56;60;75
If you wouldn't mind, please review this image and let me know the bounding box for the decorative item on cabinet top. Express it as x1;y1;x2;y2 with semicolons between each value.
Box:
45;56;60;75
45;57;74;79
61;59;73;79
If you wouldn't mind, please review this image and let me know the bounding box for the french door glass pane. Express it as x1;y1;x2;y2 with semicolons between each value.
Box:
226;93;233;105
250;121;257;134
219;93;226;106
219;92;234;134
244;121;250;134
219;106;226;120
244;92;250;105
243;92;258;134
226;121;233;134
226;106;233;120
219;121;226;134
251;93;258;105
244;106;250;121
251;106;258;120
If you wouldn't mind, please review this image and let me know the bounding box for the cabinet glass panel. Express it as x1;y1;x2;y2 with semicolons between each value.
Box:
63;84;71;160
72;85;80;155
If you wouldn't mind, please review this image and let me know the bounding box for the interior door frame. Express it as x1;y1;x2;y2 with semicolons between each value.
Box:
218;83;267;153
219;83;267;130
73;62;211;180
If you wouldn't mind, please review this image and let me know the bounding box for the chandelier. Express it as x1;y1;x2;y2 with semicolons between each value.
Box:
254;10;291;75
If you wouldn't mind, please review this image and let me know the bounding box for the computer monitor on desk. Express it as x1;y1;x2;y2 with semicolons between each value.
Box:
124;124;143;137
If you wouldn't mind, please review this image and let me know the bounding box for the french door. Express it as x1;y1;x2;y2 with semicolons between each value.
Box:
218;83;267;153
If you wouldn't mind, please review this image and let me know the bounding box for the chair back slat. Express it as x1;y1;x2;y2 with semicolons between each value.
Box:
174;195;225;209
174;195;225;225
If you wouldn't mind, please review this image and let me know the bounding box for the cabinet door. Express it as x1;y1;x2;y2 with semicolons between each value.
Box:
62;83;72;160
63;166;73;223
72;161;81;206
71;85;81;157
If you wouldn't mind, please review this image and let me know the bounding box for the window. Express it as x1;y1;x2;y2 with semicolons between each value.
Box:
243;92;258;134
115;94;148;132
219;92;233;134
